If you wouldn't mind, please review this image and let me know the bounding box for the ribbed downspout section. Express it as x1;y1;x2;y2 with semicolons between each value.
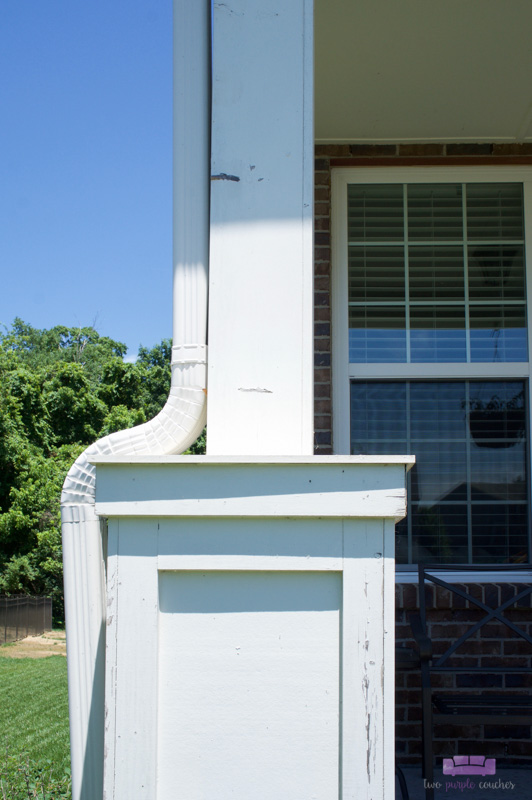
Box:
61;3;210;798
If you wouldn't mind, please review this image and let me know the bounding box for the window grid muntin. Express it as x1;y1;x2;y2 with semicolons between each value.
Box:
347;182;527;365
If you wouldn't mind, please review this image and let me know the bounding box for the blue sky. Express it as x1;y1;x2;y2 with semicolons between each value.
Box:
0;2;174;358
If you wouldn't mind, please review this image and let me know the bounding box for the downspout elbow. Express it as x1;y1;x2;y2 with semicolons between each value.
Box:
61;344;207;509
60;344;206;800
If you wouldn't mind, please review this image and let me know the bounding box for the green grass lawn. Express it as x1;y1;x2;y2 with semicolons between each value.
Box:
0;652;71;799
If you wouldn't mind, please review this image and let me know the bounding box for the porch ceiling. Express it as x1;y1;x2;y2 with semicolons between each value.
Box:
315;0;532;144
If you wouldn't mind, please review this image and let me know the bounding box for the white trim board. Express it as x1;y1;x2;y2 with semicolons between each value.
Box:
331;164;532;570
104;516;397;800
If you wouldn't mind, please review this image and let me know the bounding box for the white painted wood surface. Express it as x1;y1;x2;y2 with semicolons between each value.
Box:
158;570;340;799
92;455;414;520
207;0;314;456
101;459;410;800
103;520;160;799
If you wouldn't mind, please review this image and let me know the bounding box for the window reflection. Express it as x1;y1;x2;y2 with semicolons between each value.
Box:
350;380;528;564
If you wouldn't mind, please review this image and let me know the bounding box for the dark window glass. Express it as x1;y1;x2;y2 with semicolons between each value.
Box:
350;380;529;564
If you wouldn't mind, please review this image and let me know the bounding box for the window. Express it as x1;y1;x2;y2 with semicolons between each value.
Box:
332;167;532;565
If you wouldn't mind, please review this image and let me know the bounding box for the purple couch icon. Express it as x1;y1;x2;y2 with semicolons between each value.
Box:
443;756;496;776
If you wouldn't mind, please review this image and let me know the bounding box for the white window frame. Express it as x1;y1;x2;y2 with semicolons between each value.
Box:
331;165;532;577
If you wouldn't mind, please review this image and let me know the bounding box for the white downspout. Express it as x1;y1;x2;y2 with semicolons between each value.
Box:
60;3;211;798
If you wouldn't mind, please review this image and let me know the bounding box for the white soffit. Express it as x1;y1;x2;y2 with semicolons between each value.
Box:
315;0;532;143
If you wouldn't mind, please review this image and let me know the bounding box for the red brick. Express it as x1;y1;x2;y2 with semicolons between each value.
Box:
314;275;329;292
398;143;444;156
463;641;502;656
314;187;330;202
505;609;531;622
315;144;350;157
396;723;421;738
492;143;532;156
508;741;532;756
432;588;454;609
395;690;410;704
314;263;330;279
401;584;418;610
431;639;453;656
432;741;456;757
313;368;331;383
314;291;329;307
314;415;331;430
399;754;419;763
505;674;532;687
314;352;331;367
314;307;331;322
456;673;502;688
447;656;480;669
406;740;422;756
314;166;331;184
431;673;455;689
314;322;330;337
484;725;531;739
483;623;510;638
314;382;330;398
395;624;414;640
395;673;406;689
446;143;494;156
314;339;331;355
349;144;398;157
314;397;331;414
504;639;532;656
423;584;436;609
406;673;422;688
485;584;501;607
431;624;470;639
466;584;484;605
435;725;482;739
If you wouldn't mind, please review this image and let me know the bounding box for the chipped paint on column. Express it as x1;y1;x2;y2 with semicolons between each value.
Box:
103;520;159;799
342;518;391;800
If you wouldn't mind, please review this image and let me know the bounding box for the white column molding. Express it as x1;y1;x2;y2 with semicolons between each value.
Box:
207;0;314;455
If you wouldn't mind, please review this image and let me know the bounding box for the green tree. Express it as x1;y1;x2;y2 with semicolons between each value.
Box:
0;320;191;624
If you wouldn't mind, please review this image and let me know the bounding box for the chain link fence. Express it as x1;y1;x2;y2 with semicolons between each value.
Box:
0;596;52;645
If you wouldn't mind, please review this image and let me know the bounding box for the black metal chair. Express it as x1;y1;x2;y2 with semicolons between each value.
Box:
409;563;532;800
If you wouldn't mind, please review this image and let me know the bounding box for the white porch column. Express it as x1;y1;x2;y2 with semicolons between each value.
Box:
207;0;314;455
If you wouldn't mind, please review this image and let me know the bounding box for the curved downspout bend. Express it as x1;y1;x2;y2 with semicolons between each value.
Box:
61;345;207;510
61;347;206;800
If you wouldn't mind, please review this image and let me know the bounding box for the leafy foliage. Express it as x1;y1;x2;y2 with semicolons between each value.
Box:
0;319;198;623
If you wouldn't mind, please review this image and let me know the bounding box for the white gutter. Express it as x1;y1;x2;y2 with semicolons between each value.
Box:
60;3;211;798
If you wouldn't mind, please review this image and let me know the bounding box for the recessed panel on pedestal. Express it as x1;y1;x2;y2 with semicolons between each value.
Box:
157;570;341;799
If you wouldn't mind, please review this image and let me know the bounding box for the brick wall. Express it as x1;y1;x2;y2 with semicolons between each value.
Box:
313;142;532;764
395;583;532;766
313;141;532;455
